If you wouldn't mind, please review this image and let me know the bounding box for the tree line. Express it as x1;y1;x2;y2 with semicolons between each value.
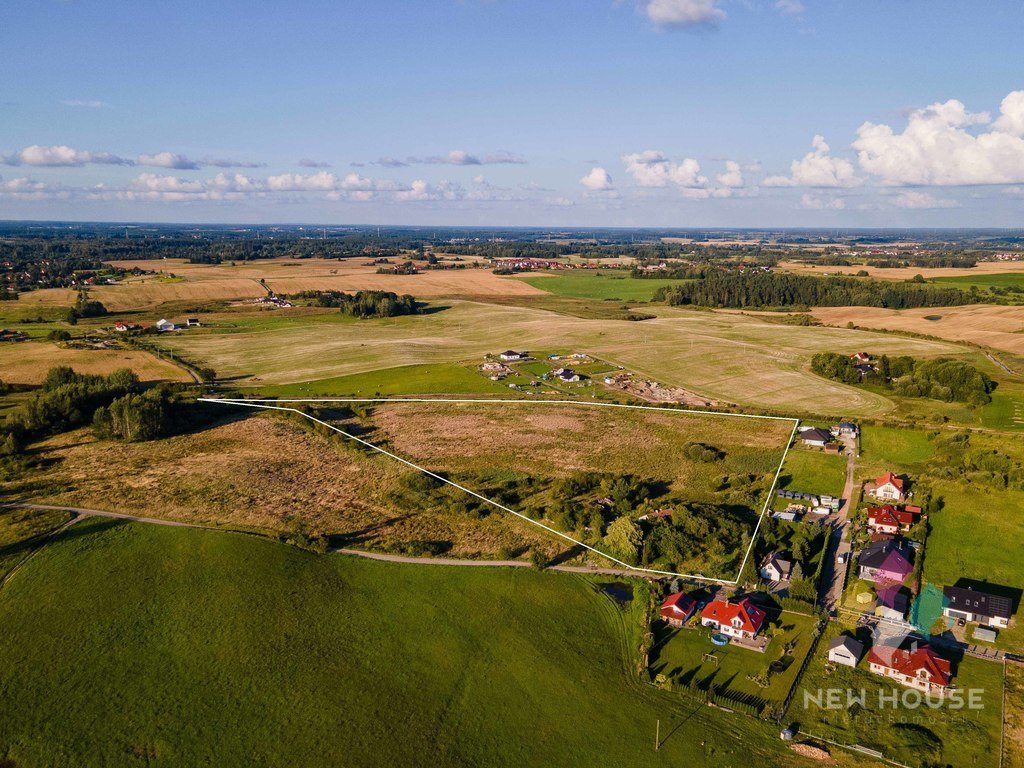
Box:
656;269;980;310
810;352;995;405
287;290;422;318
0;366;202;457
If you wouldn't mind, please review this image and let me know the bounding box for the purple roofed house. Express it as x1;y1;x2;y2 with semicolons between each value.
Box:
858;539;914;584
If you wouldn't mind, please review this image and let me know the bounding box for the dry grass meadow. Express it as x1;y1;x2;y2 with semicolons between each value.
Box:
40;257;545;311
0;342;191;384
6;412;558;558
812;303;1024;355
779;259;1024;280
156;299;964;415
366;400;793;496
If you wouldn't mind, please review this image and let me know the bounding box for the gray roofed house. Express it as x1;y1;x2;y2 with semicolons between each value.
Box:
799;427;833;447
943;585;1014;629
760;553;792;583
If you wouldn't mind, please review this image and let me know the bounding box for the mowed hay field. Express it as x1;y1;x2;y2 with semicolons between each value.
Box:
366;400;793;499
3;411;556;558
0;341;190;384
812;304;1024;356
159;300;965;416
779;259;1024;281
0;519;835;768
55;257;545;311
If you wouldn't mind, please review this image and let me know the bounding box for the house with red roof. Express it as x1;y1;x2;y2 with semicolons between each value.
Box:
866;471;907;503
700;597;766;640
659;592;696;628
867;504;924;535
867;640;952;696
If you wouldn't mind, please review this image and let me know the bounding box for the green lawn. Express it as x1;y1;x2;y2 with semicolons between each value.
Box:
796;622;1003;768
243;362;526;397
777;448;847;500
650;610;819;706
924;481;1024;590
859;425;936;471
518;271;685;301
0;519;812;768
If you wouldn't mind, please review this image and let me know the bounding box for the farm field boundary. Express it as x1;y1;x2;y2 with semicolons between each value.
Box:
200;397;798;584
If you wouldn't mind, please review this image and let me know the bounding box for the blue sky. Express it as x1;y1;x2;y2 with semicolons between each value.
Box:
2;0;1024;226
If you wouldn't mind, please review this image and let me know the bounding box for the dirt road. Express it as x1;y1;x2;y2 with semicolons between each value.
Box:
2;503;658;580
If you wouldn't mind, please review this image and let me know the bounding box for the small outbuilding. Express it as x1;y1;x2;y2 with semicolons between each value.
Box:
659;592;697;628
973;626;999;643
827;635;864;668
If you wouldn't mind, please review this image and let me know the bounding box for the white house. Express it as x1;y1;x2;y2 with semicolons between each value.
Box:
499;350;527;361
759;553;792;583
155;319;176;332
700;598;766;640
827;635;864;668
943;585;1013;629
798;427;832;448
869;471;906;502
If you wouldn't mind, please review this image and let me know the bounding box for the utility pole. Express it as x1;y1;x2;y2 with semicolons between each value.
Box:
655;719;660;751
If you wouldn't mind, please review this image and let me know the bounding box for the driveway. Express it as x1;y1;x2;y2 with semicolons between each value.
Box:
818;433;858;614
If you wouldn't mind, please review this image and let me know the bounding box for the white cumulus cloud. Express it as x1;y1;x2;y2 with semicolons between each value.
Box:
138;152;262;170
716;160;745;188
2;144;132;167
891;191;959;209
580;167;614;191
800;193;845;210
642;0;725;27
854;91;1024;186
764;135;860;188
622;150;707;188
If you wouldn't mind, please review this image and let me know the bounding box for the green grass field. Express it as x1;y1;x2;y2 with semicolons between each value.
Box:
795;622;1003;767
981;390;1024;431
518;271;685;301
246;362;522;397
777;448;847;500
0;506;70;580
859;424;936;471
0;519;818;768
923;482;1024;589
931;272;1024;290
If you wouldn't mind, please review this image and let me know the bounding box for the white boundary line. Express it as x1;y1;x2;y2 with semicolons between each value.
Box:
199;396;797;584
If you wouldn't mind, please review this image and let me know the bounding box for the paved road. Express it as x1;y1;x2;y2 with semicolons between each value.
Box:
819;433;858;615
2;503;657;580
